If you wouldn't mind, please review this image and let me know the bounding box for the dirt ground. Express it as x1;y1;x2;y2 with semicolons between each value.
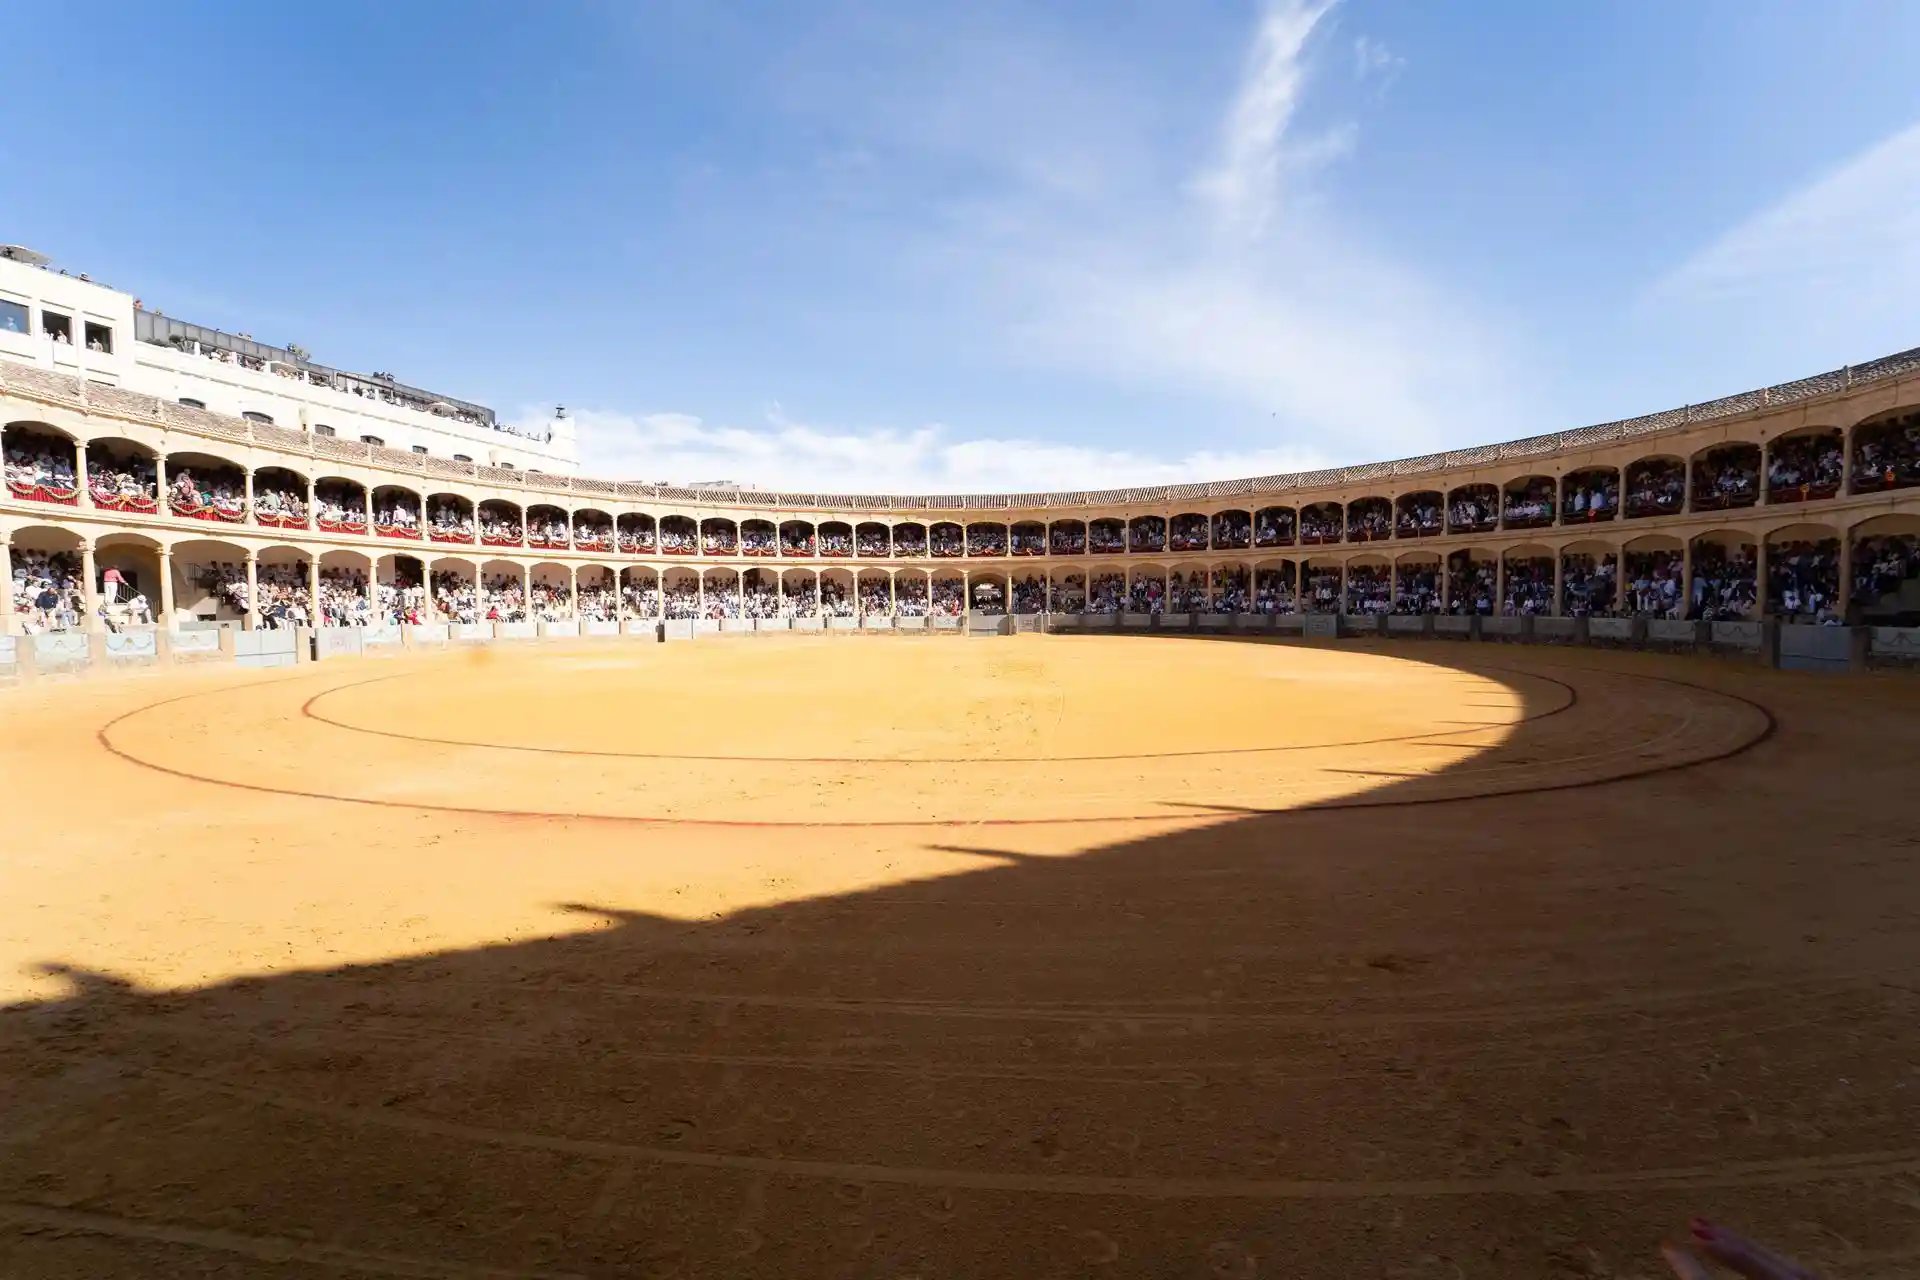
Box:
1;633;1917;1279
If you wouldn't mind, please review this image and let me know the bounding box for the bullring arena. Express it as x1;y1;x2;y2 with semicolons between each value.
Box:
6;278;1920;1277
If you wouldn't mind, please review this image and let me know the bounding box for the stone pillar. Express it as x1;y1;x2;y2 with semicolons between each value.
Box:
244;469;256;523
1681;541;1695;620
243;551;258;631
76;440;93;509
521;563;531;621
81;542;101;633
1553;553;1566;617
1752;539;1770;620
308;556;320;629
1837;533;1855;620
570;565;579;618
1440;557;1452;614
367;562;380;625
616;570;628;623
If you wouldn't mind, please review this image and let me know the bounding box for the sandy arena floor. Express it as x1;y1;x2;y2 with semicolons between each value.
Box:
2;633;1918;1279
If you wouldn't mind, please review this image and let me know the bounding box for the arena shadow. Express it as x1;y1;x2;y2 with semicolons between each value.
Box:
4;643;1919;1280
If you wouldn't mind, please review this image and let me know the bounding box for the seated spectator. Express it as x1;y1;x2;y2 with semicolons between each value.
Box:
663;579;701;618
1851;415;1920;492
1621;551;1684;618
1087;573;1125;614
577;582;618;621
1211;566;1250;613
1128;520;1166;554
482;511;524;544
1396;497;1443;538
1687;543;1757;620
703;525;739;555
930;579;965;616
256;483;310;526
859;578;893;616
1446;556;1496;615
1167;570;1207;612
893;526;928;557
1853;534;1920;609
820;578;855;617
1170;515;1209;552
930;526;965;558
1212;511;1253;550
574;519;614;551
10;549;82;632
317;488;369;530
967;525;1008;557
168;467;249;521
1127;575;1165;614
1346;565;1391;614
1011;525;1045;556
1562;473;1618;523
527;514;569;546
1088;521;1126;554
1501;557;1554;615
895;578;930;616
1050;575;1087;613
4;439;78;501
1766;433;1843;501
781;525;816;555
1503;481;1555;528
1253;568;1296;614
1767;540;1840;622
620;578;660;619
741;524;778;556
428;501;474;540
1392;565;1440;614
1625;460;1686;517
660;522;698;554
1304;567;1342;613
1447;489;1498;533
1253;510;1295;547
1011;575;1046;613
782;577;819;617
1049;524;1086;556
618;521;656;553
86;450;158;510
820;527;855;557
1347;502;1391;542
1690;447;1760;510
970;581;1006;615
858;527;892;557
1560;554;1617;616
1300;506;1341;544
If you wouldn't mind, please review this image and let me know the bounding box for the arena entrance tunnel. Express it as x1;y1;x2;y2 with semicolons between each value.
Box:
5;632;1908;1280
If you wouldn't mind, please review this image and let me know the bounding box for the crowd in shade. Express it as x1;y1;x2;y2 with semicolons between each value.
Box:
317;486;367;529
1213;511;1253;548
373;495;421;531
428;501;473;540
168;467;247;518
1127;574;1167;614
574;519;614;550
1051;575;1087;613
894;526;928;557
1854;535;1920;606
1690;447;1761;509
254;480;307;524
931;525;965;557
1622;552;1685;618
1090;521;1127;554
1767;542;1840;622
930;579;965;616
1852;416;1920;491
742;524;777;555
1012;575;1047;613
1168;569;1207;612
482;509;523;543
1254;568;1296;614
622;578;662;618
1088;572;1125;613
1300;506;1342;544
821;578;855;618
655;522;695;554
1212;566;1251;612
1254;509;1295;546
780;524;815;556
1050;524;1087;555
854;526;889;557
662;578;701;618
618;521;657;553
1393;564;1441;614
819;526;855;556
86;448;158;507
1767;433;1844;500
251;565;313;628
1501;558;1556;615
1560;554;1617;616
1448;556;1498;615
1011;525;1045;556
1170;515;1208;552
318;567;373;626
1627;460;1687;517
1305;565;1342;613
1348;503;1392;542
1397;496;1443;537
1503;481;1556;528
967;525;1008;556
4;437;78;498
702;524;737;555
526;511;568;545
1345;564;1391;613
1687;543;1757;620
1562;472;1617;522
1448;488;1499;532
1130;519;1167;553
10;548;86;630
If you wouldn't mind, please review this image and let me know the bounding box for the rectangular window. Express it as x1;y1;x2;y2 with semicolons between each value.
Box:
411;445;429;455
83;322;112;353
241;411;274;424
41;310;72;344
453;454;472;463
313;424;336;437
178;397;207;409
361;434;384;446
0;299;27;334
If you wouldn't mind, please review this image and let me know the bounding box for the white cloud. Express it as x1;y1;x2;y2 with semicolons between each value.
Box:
1646;119;1920;358
1352;35;1404;87
562;404;1333;494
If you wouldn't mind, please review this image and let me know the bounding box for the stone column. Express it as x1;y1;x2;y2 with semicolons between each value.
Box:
1495;556;1507;615
616;570;628;623
570;565;579;618
1552;552;1566;617
1752;539;1769;620
1680;541;1695;620
244;469;256;523
244;551;258;631
308;556;320;628
367;562;380;625
76;440;93;509
1440;555;1452;614
1838;532;1854;619
81;542;101;633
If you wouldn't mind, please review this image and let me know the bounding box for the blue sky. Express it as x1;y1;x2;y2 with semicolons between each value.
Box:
11;1;1920;490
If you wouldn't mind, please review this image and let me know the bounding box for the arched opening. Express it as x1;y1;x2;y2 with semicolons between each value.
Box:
1048;520;1087;556
966;521;1008;557
167;451;248;524
1254;559;1299;614
1211;563;1252;613
427;493;475;544
893;522;928;557
857;522;892;557
1010;520;1045;557
93;532;164;627
169;537;252;625
251;545;313;629
1500;546;1554;616
1128;516;1167;554
1087;568;1126;614
1168;564;1209;612
1253;506;1296;548
315;478;368;533
700;567;741;618
530;563;575;621
820;567;856;616
930;522;964;558
1560;468;1619;524
659;515;697;555
1394;492;1442;539
86;439;159;513
371;485;423;540
967;575;1005;615
700;517;738;556
618;512;656;554
1302;559;1341;613
1346;556;1391;614
1010;572;1046;614
7;525;84;632
1560;539;1618;617
480;500;523;546
1849;409;1920;494
741;519;777;557
619;567;660;620
1212;509;1252;551
1764;524;1841;622
574;509;614;552
478;558;527;622
1624;456;1685;519
661;568;700;618
577;566;618;621
779;520;816;557
1446;549;1497;615
930;573;965;616
3;422;79;506
1501;476;1555;530
1170;512;1210;552
1850;514;1920;624
317;550;373;626
1765;427;1843;503
781;571;819;618
857;568;894;616
253;466;310;529
525;504;568;549
742;567;779;617
1446;484;1498;534
375;553;427;624
429;557;479;623
1621;535;1685;618
1392;553;1441;614
1299;502;1342;546
1127;567;1166;614
1048;570;1086;613
1690;442;1761;511
1687;531;1758;621
1345;497;1391;543
895;573;931;615
1088;518;1127;554
819;520;854;558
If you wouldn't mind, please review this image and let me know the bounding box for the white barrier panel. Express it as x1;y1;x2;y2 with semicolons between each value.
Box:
584;620;621;637
363;623;404;649
452;622;493;642
692;620;722;637
1161;613;1191;630
828;617;858;631
1272;614;1306;633
1480;616;1525;639
620;620;661;638
663;620;695;641
1337;615;1381;638
1534;617;1580;643
968;614;1011;636
1432;615;1473;637
796;617;826;631
1120;612;1152;628
540;620;582;639
1872;626;1920;660
105;631;159;659
1710;621;1762;650
1647;619;1703;645
407;624;451;646
1385;615;1429;635
931;616;960;631
0;636;17;667
235;627;300;668
1781;623;1858;672
760;618;792;631
1083;613;1116;628
895;616;926;631
1303;614;1338;638
1588;617;1639;642
34;633;91;667
316;627;364;660
1238;614;1274;632
170;629;222;655
497;621;538;640
863;616;895;630
721;618;754;633
1197;613;1232;629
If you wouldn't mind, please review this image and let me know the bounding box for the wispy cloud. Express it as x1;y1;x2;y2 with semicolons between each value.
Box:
1351;35;1404;90
562;405;1333;494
